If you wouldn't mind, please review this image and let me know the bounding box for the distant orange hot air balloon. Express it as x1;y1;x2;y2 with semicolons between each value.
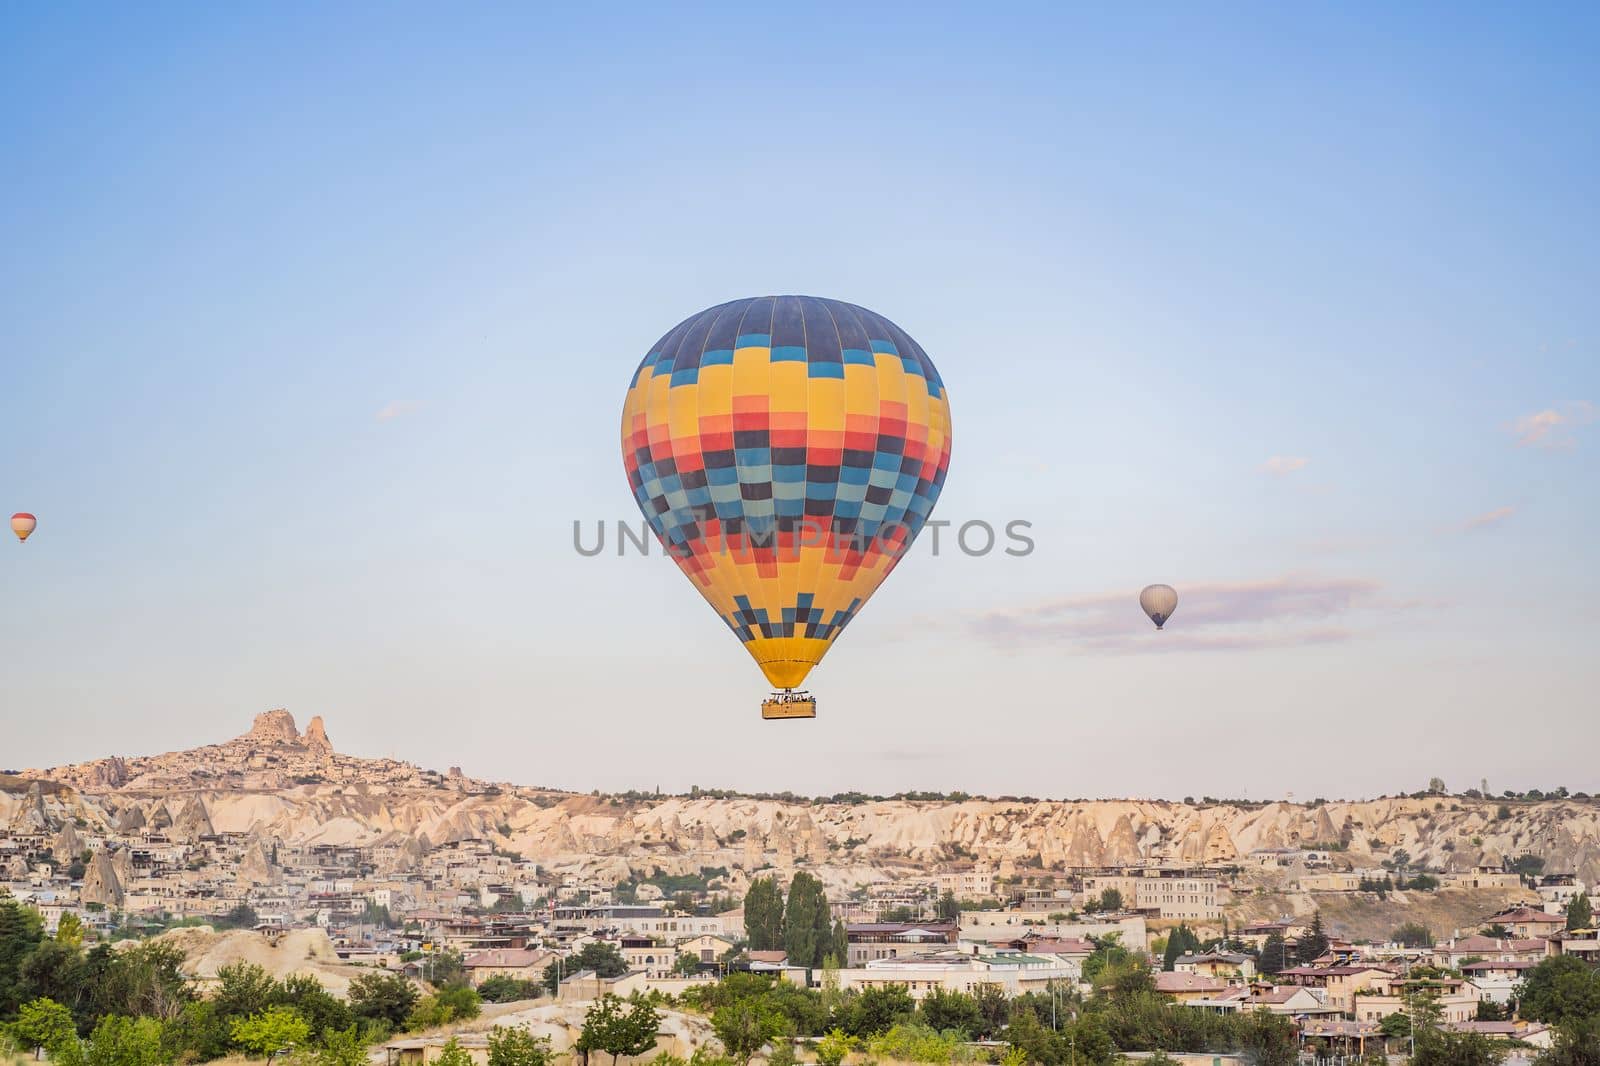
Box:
11;513;37;543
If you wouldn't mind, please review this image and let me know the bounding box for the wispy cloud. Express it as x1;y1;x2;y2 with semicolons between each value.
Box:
1463;505;1514;531
972;575;1402;654
375;401;419;423
1261;456;1309;476
1508;402;1594;449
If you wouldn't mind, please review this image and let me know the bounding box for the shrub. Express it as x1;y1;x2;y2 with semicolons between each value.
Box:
487;1025;554;1066
815;1030;855;1066
231;1007;312;1060
864;1024;974;1065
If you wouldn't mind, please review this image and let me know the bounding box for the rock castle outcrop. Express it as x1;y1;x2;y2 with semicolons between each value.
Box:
7;712;1600;895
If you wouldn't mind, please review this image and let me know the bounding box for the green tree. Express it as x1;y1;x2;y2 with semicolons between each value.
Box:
215;963;280;1021
1566;893;1593;931
1091;888;1123;913
273;974;353;1038
1081;933;1136;986
814;1029;854;1066
18;937;87;1010
573;942;630;978
1233;1010;1298;1066
14;997;77;1059
576;995;661;1066
1392;922;1435;948
541;946;625;998
935;892;959;922
1296;913;1330;964
55;913;86;948
1002;1003;1054;1066
487;1024;554;1066
1537;1016;1600;1066
919;987;981;1037
0;900;47;1016
215;904;260;931
1476;999;1510;1022
1161;924;1201;971
432;1038;474;1066
478;975;542;1003
422;950;467;990
231;1007;311;1061
1257;932;1290;975
406;986;481;1031
54;1015;168;1066
673;952;702;976
96;942;191;1021
1094;954;1154;1000
973;984;1010;1040
347;970;419;1030
745;878;786;952
304;1026;367;1066
829;921;849;969
439;985;481;1021
359;902;396;929
839;985;914;1037
782;873;832;969
1415;1029;1506;1066
711;998;787;1066
1518;955;1600;1023
1509;854;1547;879
162;1001;232;1063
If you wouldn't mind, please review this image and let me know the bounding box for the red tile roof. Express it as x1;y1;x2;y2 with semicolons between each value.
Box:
1487;907;1564;924
463;948;549;968
1155;971;1226;994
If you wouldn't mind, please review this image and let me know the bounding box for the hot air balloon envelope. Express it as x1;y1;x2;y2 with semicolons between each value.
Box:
11;513;36;543
1140;583;1178;629
622;296;952;693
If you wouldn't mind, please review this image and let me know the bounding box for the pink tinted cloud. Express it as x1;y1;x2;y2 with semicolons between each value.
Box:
1508;402;1594;449
1463;505;1514;531
1261;456;1309;475
973;575;1397;654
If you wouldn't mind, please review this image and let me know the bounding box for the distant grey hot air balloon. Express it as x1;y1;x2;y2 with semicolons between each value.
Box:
1139;584;1178;630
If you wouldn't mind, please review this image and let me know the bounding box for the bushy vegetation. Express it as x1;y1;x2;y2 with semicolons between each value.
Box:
0;899;479;1066
576;994;660;1066
477;975;543;1003
740;874;847;968
677;951;1297;1065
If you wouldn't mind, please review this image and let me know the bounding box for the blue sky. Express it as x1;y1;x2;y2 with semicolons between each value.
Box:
2;4;1596;799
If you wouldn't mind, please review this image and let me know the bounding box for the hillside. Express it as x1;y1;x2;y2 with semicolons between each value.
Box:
5;710;1594;922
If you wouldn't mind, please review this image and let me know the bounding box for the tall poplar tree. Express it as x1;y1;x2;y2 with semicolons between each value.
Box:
745;876;785;951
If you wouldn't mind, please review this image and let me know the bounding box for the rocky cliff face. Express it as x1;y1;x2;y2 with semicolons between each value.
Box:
247;710;301;745
19;709;422;793
81;848;125;908
303;716;333;756
8;712;1600;895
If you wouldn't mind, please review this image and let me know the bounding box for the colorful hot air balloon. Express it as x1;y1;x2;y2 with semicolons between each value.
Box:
1140;583;1178;630
622;296;952;717
11;513;36;543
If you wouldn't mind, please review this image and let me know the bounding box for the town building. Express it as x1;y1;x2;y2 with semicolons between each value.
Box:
835;949;1080;998
845;921;959;966
1081;868;1220;920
